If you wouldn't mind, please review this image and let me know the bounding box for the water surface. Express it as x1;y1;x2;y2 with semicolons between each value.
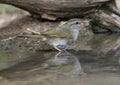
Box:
0;33;120;85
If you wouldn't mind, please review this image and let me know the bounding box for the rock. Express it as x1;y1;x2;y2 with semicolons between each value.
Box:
0;15;120;55
115;0;120;10
0;0;110;20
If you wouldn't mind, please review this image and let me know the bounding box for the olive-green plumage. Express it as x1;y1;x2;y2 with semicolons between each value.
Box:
19;19;82;51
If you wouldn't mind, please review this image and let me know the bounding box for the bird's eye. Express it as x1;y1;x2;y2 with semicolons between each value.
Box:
75;22;79;24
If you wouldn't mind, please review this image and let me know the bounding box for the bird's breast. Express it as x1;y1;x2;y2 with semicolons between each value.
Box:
48;38;68;46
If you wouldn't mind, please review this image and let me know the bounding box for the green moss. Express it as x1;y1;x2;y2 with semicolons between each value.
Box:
0;4;18;14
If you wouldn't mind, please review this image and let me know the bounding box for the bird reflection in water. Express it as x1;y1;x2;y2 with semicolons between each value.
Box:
47;51;84;77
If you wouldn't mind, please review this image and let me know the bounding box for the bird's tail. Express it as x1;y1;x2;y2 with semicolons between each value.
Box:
17;34;46;39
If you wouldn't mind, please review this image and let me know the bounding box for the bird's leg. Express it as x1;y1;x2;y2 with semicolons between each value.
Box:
55;51;63;56
54;45;62;51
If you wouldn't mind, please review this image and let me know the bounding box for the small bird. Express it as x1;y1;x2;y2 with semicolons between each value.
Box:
19;19;82;51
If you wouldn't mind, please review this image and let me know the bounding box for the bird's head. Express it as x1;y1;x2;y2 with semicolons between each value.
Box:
60;19;89;42
67;19;82;41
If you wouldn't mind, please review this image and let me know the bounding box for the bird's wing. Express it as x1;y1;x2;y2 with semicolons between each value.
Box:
18;24;72;39
43;25;72;39
18;35;45;38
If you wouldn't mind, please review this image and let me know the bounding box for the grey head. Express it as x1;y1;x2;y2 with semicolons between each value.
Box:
69;21;81;41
